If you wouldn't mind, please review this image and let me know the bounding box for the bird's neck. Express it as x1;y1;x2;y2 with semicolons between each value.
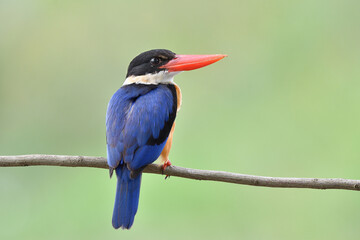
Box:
123;71;178;86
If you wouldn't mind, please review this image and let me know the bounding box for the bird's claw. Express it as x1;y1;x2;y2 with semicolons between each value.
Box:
109;168;114;178
161;160;172;179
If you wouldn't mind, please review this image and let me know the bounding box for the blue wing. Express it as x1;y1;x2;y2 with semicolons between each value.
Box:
106;83;177;171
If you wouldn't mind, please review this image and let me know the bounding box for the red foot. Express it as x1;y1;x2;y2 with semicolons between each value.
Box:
161;160;172;170
161;160;172;178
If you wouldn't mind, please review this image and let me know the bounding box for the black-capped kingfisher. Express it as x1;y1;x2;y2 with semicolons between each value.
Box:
106;49;226;229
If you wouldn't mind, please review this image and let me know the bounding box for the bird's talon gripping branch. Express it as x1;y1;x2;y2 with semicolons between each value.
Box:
161;160;172;171
161;160;172;178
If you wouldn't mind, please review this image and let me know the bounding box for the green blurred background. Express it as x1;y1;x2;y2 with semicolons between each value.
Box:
1;0;360;239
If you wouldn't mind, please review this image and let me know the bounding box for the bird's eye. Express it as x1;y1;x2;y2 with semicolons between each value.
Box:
150;57;161;66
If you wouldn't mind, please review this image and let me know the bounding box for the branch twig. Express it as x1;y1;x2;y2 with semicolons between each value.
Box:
1;154;359;191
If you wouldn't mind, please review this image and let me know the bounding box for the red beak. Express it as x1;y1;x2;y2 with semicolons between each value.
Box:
160;54;227;72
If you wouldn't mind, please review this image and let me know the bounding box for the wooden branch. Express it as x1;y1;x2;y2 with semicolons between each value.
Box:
1;154;359;191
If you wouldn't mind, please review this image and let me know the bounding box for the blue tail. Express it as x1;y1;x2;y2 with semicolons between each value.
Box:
112;165;142;229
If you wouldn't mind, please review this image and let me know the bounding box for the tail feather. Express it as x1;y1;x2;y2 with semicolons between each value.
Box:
112;165;142;229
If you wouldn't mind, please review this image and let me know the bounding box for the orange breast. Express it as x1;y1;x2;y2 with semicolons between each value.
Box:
160;83;182;163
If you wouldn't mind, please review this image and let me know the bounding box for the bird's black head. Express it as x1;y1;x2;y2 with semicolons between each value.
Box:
126;49;176;78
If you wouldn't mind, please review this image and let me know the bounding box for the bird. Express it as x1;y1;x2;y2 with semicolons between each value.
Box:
106;49;226;229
